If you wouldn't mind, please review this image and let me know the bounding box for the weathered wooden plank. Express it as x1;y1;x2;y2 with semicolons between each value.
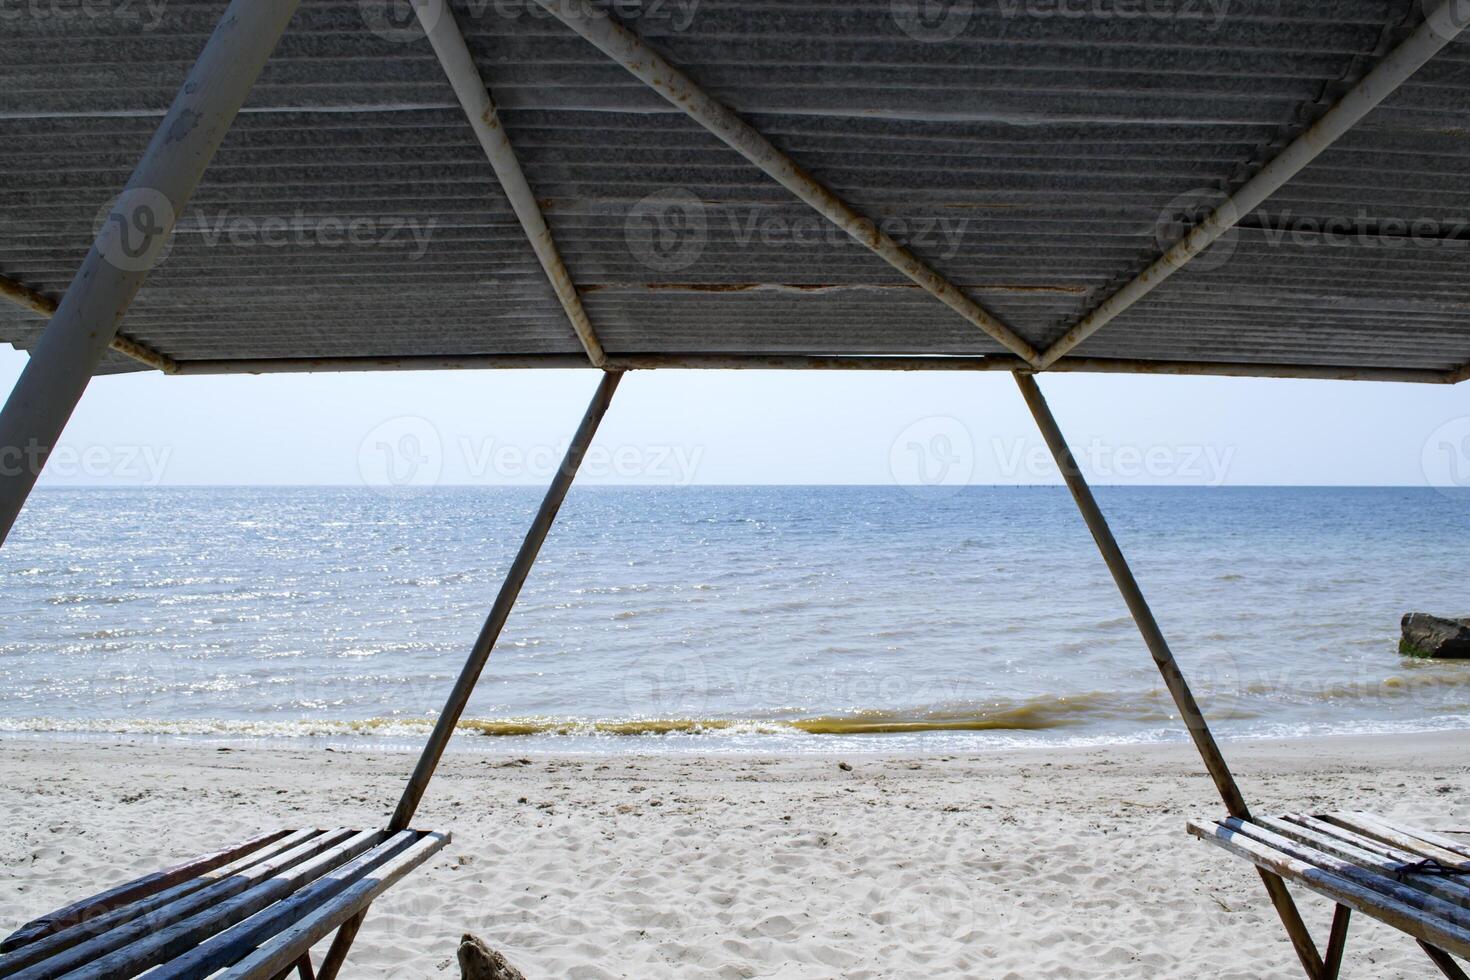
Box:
1370;815;1470;863
1188;819;1470;960
0;829;318;978
217;832;450;980
62;830;382;980
5;830;356;980
1258;815;1470;912
0;830;290;954
148;832;417;980
1328;813;1470;871
1221;819;1470;926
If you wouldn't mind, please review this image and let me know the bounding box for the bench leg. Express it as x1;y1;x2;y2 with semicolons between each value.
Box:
1421;940;1470;980
266;953;314;980
1323;905;1351;980
314;912;364;980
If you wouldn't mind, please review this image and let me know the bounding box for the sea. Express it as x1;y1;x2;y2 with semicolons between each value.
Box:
2;486;1469;754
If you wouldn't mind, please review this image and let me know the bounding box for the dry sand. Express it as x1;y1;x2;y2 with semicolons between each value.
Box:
2;732;1467;978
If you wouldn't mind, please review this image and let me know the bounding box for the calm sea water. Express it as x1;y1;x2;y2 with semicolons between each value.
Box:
3;486;1469;753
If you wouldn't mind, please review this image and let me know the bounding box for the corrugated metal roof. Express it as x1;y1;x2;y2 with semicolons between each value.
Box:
1;0;1468;379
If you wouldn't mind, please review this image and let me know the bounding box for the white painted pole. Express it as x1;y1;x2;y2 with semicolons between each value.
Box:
0;0;301;547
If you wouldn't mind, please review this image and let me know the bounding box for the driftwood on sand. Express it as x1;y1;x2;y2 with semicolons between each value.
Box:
458;934;527;980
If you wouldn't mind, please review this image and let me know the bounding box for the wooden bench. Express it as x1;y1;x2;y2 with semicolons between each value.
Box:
0;827;448;980
1189;810;1470;979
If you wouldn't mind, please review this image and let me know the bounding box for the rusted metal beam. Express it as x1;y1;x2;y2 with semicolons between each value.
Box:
0;273;177;374
168;352;1451;384
0;0;298;549
1035;0;1470;370
1011;371;1326;980
1449;361;1470;385
528;0;1042;367
413;1;606;367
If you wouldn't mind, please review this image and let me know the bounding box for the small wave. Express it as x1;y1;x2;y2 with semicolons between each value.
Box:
0;691;1199;740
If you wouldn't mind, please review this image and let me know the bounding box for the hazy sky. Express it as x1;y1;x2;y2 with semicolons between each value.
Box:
4;347;1467;489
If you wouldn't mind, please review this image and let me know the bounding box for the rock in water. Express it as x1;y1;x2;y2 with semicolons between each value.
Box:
458;934;527;980
1401;614;1470;659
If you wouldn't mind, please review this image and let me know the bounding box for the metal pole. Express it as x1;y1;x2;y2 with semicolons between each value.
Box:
1011;372;1326;979
0;273;177;373
413;0;608;367
0;0;300;548
390;369;621;831
168;352;1455;384
529;0;1041;367
315;372;621;980
1035;0;1470;369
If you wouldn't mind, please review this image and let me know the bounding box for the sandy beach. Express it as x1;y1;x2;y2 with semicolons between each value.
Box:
2;731;1467;978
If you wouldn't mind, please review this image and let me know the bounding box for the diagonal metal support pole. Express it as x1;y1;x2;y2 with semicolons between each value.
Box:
1012;371;1326;980
316;370;623;980
1035;0;1470;369
413;0;607;367
530;0;1041;367
0;0;300;549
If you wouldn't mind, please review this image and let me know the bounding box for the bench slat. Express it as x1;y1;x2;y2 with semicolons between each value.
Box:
1187;819;1470;960
217;832;450;980
1327;813;1470;872
1256;815;1470;911
148;831;420;980
0;829;319;978
0;830;291;955
1362;814;1470;863
1222;819;1470;924
5;830;355;980
62;830;383;980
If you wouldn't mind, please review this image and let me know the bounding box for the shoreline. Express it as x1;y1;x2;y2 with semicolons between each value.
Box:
4;731;1467;977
